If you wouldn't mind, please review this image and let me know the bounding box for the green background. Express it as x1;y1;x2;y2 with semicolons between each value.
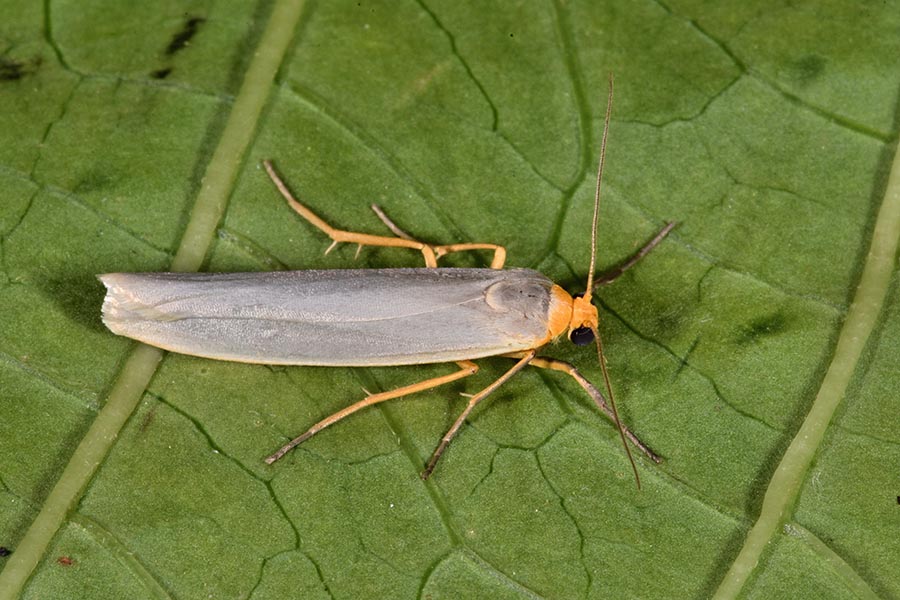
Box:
1;0;898;598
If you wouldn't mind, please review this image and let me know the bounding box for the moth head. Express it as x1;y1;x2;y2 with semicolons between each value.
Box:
568;293;598;346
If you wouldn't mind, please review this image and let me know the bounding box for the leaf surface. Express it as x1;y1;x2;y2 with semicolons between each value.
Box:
1;1;898;598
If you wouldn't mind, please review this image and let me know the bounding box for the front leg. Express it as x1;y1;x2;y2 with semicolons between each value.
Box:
506;353;661;464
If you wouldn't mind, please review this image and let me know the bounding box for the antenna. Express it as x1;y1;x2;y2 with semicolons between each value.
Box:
584;74;614;298
587;73;641;488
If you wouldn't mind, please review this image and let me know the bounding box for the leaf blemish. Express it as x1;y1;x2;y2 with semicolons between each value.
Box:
165;16;206;56
787;54;826;85
736;311;790;345
0;56;41;81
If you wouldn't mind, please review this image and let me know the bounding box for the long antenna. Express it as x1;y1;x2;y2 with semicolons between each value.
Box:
595;325;640;488
584;73;614;297
588;73;641;488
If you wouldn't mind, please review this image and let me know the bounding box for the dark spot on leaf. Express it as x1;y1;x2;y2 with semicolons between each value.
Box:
166;16;206;56
786;54;826;85
57;556;74;566
73;169;115;194
736;311;789;345
0;547;11;557
0;59;24;81
139;407;157;433
652;311;683;338
151;67;172;79
0;56;40;81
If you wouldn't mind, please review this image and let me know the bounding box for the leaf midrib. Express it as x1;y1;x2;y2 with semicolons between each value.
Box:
0;1;307;596
713;133;900;598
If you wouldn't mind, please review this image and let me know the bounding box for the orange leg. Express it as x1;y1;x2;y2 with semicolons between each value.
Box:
434;243;506;269
421;350;536;479
264;361;478;464
505;353;661;464
264;160;506;269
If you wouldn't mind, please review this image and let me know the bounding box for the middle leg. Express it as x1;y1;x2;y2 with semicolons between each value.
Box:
370;204;506;269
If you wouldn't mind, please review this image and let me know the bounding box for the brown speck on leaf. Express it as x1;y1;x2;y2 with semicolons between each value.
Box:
0;56;41;81
166;16;206;55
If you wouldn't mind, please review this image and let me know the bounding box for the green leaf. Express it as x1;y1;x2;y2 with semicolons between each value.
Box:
1;1;899;598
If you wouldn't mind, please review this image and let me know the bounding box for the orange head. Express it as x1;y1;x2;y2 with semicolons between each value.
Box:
544;286;599;346
568;294;599;346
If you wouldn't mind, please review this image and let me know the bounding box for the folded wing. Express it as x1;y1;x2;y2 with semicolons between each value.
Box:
100;268;559;366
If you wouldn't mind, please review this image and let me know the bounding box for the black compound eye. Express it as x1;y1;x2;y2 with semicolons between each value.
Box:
570;326;594;346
